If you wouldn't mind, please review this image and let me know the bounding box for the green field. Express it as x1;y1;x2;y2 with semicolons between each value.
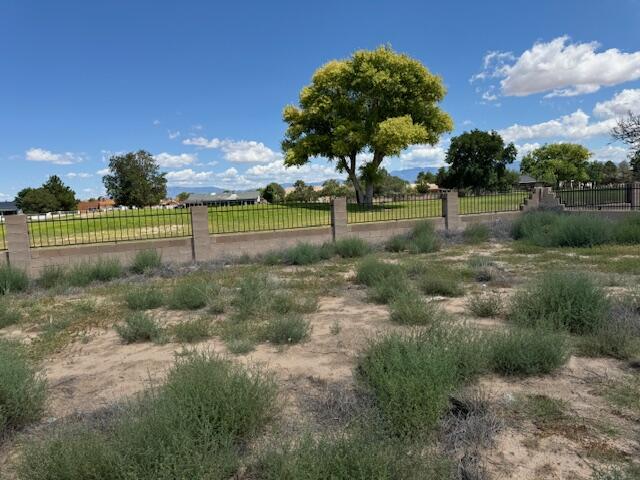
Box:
0;193;532;249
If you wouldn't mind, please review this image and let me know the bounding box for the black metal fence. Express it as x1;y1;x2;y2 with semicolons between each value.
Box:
555;184;639;210
459;189;531;215
27;208;193;248
207;200;332;234
347;193;444;224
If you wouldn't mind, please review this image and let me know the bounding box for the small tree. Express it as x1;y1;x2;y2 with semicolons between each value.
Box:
601;161;619;184
42;175;77;211
521;143;591;186
369;168;409;196
415;171;437;193
15;175;77;214
285;180;316;202
440;130;517;191
282;46;453;204
176;192;190;202
103;150;167;207
612;112;640;180
262;182;286;203
318;179;352;198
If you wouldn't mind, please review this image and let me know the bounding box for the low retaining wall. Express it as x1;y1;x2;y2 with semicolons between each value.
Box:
347;217;445;243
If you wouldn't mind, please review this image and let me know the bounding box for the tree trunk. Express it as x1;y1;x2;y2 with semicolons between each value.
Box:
364;182;374;205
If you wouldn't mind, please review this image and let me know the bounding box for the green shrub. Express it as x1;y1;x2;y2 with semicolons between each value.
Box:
0;301;21;328
115;312;163;343
231;274;273;319
509;271;610;334
368;278;412;304
407;221;440;253
226;338;255;355
355;257;405;287
333;237;371;258
168;278;216;310
0;339;46;434
262;314;310;345
612;214;640;244
67;259;123;286
16;352;276;480
385;234;408;252
173;318;211;343
283;242;334;265
463;223;490;244
511;211;612;247
357;328;485;436
270;290;317;314
130;249;162;274
252;432;452;480
416;266;464;297
467;292;503;317
36;265;66;290
125;285;164;310
389;293;447;326
488;328;569;376
0;265;29;295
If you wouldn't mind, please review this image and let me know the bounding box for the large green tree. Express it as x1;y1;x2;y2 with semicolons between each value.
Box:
261;182;286;203
282;46;453;204
439;130;517;191
520;143;592;185
15;175;77;214
103;151;167;207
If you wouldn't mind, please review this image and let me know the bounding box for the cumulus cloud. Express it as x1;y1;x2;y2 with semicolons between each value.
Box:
168;130;181;139
592;145;629;163
399;143;448;168
25;148;84;165
65;172;93;178
593;89;640;118
154;152;197;168
165;169;216;186
96;168;110;176
245;159;337;183
182;136;281;163
472;36;640;98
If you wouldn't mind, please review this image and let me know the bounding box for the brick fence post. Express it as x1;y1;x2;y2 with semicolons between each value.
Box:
5;214;32;272
630;182;640;209
443;191;462;232
331;197;348;241
190;206;213;262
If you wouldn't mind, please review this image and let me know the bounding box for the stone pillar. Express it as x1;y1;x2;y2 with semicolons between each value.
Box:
521;187;542;211
331;197;348;241
190;206;214;263
5;214;31;272
443;191;463;232
630;182;640;210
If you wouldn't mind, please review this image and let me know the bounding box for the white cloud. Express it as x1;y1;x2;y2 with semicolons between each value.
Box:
472;36;640;98
65;172;93;178
498;109;617;143
593;89;640;118
154;152;197;168
244;159;337;184
592;145;629;163
153;119;161;126
0;193;12;201
96;168;110;176
399;143;447;168
515;142;541;158
165;169;216;186
182;136;281;163
25;148;84;165
168;130;181;139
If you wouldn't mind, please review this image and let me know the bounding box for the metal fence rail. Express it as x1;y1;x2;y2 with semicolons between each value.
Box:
208;201;332;234
347;193;444;224
27;208;193;248
555;184;639;210
459;189;530;215
0;222;6;251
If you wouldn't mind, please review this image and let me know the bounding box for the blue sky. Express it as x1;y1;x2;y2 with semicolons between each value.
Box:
2;0;640;200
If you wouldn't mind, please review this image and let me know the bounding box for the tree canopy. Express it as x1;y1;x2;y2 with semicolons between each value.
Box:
438;130;517;191
103;151;167;207
262;182;286;203
15;175;77;214
285;180;317;202
520;143;592;185
318;179;353;198
282;46;453;204
415;171;437;193
611;112;640;179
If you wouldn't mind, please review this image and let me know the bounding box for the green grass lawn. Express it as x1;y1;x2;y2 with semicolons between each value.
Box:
0;193;531;249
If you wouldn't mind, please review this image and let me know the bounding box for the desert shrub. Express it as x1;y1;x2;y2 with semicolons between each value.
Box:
612;214;640;244
357;328;486;436
17;352;276;480
389;292;448;326
463;223;490;244
467;292;503;317
355;257;405;287
407;221;441;254
252;431;452;480
368;278;412;304
0;301;21;328
509;271;610;334
385;234;408;252
226;338;255;355
67;259;123;286
0;265;29;295
125;285;164;310
416;266;464;297
168;278;217;310
115;312;163;343
467;256;497;282
0;339;46;435
130;249;162;274
36;265;66;290
333;237;371;258
173;318;212;343
231;274;273;319
488;328;569;376
270;290;317;314
578;297;640;359
511;211;612;247
283;242;334;265
262;314;310;345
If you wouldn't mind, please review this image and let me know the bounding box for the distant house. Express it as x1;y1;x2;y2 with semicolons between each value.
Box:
181;190;262;207
517;175;545;188
77;198;116;213
0;201;19;216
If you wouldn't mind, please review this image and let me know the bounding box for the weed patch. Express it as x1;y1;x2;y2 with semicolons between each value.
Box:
168;278;218;310
262;314;310;345
115;312;163;343
130;249;162;274
0;301;21;328
173;317;212;343
0;265;29;295
125;285;165;310
389;292;448;326
463;223;490;244
416;266;464;297
333;237;371;258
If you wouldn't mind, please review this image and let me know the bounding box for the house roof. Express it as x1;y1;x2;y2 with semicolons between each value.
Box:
184;190;261;203
0;201;18;212
518;174;538;184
